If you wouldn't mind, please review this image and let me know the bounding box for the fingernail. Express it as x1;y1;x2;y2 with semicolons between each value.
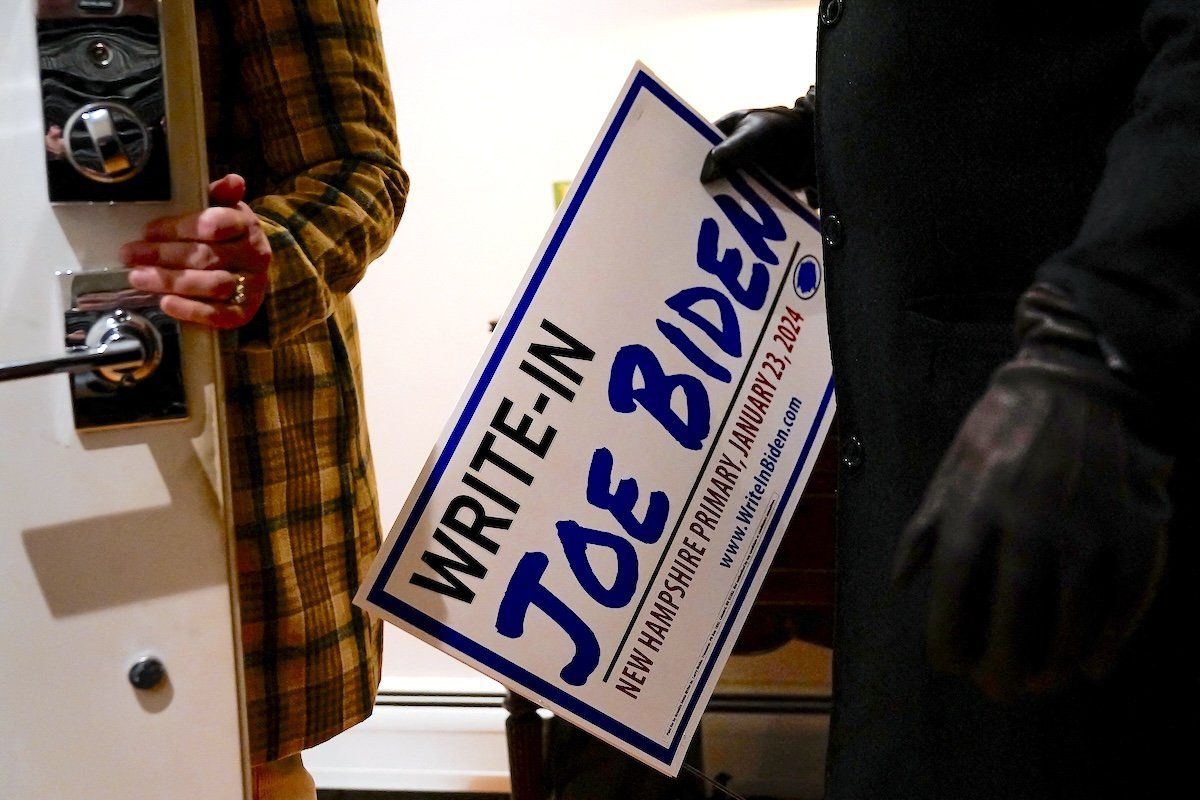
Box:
127;267;147;288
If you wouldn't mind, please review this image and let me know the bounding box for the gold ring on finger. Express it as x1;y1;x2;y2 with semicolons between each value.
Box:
229;273;247;307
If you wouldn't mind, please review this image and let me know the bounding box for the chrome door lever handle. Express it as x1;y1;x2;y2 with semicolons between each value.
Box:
81;106;134;176
0;337;145;383
0;309;161;386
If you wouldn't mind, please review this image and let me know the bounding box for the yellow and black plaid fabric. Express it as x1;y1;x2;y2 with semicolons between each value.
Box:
195;0;408;764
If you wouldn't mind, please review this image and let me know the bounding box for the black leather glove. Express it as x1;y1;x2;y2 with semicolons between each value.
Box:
894;283;1174;700
700;86;819;206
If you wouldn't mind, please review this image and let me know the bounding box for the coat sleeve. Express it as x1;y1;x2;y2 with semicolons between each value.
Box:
229;0;409;348
1036;0;1200;416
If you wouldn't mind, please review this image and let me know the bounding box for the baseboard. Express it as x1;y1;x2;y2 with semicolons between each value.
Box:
305;678;829;797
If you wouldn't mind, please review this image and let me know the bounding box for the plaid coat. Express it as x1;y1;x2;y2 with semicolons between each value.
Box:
195;0;407;764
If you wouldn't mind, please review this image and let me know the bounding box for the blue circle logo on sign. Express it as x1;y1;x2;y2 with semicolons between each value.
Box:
793;255;821;300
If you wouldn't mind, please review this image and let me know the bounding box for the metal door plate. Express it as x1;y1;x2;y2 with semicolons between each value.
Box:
62;270;187;430
37;0;172;203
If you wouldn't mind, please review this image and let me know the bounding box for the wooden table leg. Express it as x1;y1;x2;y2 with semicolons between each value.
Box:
504;691;545;800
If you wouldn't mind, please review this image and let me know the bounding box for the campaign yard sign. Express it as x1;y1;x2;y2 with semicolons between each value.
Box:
357;64;835;775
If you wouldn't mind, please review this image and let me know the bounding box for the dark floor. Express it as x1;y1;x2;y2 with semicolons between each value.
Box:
317;792;799;800
318;793;507;800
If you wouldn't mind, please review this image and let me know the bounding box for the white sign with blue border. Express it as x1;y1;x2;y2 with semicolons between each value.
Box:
357;63;835;775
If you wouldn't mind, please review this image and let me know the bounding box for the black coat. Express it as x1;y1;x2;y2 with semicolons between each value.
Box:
814;2;1199;798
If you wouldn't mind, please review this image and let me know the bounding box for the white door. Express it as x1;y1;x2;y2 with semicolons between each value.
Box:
0;1;248;797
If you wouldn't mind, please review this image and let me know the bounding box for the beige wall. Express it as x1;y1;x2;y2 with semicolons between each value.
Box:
360;0;821;685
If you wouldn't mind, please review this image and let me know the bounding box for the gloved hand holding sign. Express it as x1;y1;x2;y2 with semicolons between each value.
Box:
700;86;819;207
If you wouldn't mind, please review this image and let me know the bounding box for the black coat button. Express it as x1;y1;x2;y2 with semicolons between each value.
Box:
841;435;864;471
821;0;845;26
823;214;845;249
